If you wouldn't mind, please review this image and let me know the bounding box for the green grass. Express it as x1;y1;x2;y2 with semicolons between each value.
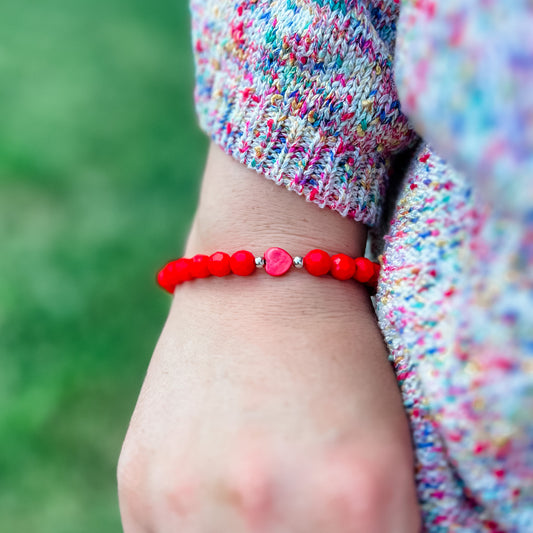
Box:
0;1;207;530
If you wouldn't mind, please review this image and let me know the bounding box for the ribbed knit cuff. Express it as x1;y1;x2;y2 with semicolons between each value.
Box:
191;0;416;226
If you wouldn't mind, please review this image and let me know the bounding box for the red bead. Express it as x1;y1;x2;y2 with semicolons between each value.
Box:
190;254;211;278
368;262;381;286
304;249;331;276
230;250;256;276
330;254;355;280
157;258;192;293
208;251;231;277
172;258;193;282
354;257;375;283
156;265;175;293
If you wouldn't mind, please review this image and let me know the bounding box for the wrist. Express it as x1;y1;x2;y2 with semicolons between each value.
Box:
185;143;368;258
172;142;378;326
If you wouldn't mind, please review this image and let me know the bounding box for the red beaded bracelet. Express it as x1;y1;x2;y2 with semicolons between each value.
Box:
156;247;380;294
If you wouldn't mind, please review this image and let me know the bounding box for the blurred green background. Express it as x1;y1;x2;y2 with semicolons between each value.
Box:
0;1;207;531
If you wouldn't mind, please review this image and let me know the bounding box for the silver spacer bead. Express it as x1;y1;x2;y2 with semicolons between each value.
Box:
293;256;304;269
255;256;265;268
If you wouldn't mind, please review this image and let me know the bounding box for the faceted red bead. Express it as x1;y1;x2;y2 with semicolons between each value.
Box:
157;258;192;293
172;258;193;282
330;253;356;280
304;249;331;276
354;257;375;283
368;262;381;286
156;265;176;293
190;254;211;278
230;250;256;276
208;251;231;277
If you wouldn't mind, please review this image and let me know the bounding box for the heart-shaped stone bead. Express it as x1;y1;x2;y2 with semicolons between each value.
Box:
264;247;293;276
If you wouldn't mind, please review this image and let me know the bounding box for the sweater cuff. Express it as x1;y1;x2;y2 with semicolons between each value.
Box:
191;0;416;226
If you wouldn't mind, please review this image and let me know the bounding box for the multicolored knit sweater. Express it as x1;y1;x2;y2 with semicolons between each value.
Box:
191;1;533;531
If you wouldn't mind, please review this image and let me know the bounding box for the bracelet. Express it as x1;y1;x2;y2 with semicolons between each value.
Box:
156;247;380;294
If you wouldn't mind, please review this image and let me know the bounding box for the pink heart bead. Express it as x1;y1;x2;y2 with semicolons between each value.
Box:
264;247;293;276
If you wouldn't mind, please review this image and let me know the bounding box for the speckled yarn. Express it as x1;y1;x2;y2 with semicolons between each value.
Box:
191;0;416;225
190;1;533;531
377;145;533;531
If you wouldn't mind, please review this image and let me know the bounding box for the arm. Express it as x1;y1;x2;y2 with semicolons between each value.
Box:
117;143;420;533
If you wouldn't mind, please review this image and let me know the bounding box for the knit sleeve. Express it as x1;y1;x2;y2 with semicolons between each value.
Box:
395;0;533;216
392;4;533;527
190;0;416;226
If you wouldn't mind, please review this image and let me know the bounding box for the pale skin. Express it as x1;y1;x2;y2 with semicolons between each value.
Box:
118;143;421;532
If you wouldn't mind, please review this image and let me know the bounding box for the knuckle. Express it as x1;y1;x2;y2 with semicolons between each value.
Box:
161;467;198;520
219;443;276;530
117;440;132;488
117;437;153;530
118;437;199;527
314;443;420;532
117;437;146;505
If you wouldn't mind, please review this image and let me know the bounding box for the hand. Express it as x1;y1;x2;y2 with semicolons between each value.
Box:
118;145;421;532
